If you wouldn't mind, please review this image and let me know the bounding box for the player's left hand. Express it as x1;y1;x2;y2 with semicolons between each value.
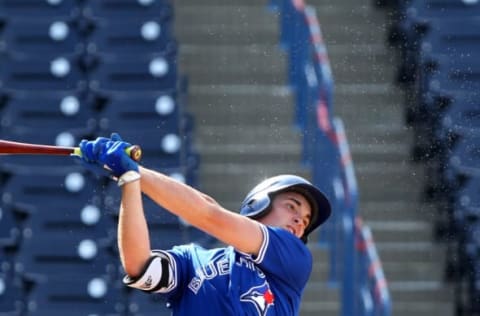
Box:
74;136;115;178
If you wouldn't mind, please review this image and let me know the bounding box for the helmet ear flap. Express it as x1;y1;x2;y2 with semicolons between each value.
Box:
241;192;272;219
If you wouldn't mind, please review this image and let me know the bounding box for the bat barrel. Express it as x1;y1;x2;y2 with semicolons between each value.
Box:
0;140;74;156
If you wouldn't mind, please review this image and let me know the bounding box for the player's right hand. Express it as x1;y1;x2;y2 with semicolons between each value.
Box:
97;133;139;177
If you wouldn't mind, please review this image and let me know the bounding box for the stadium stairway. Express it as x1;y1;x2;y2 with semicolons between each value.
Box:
174;0;454;315
174;1;338;315
309;0;456;315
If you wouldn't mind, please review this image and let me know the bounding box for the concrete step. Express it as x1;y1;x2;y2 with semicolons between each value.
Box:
179;44;285;77
313;18;388;47
198;163;309;200
303;281;339;302
300;300;339;316
307;3;387;27
329;52;396;84
365;220;434;243
359;201;438;222
334;81;404;107
382;261;446;283
175;5;278;27
349;142;411;164
343;125;411;148
376;242;446;263
175;0;268;5
389;281;454;302
186;84;294;127
196;125;300;146
392;301;454;316
178;45;287;85
175;7;279;46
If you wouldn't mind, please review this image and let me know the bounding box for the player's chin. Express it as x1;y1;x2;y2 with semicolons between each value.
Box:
285;225;299;238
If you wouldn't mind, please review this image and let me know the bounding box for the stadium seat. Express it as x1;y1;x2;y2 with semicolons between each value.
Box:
25;274;126;316
87;16;176;56
0;54;86;91
0;205;21;248
87;50;178;92
390;0;480;83
15;230;116;279
96;91;181;132
0;272;25;316
0;0;78;19
0;90;96;130
83;0;173;20
127;290;172;316
0;18;83;56
1;169;101;209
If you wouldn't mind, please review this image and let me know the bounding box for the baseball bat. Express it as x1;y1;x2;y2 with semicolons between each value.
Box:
0;140;142;162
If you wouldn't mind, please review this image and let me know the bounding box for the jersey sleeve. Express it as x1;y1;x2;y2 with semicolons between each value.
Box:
253;225;313;291
122;245;192;299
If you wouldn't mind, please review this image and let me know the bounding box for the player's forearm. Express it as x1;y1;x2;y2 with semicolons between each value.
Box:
138;167;264;255
118;180;152;277
139;167;219;228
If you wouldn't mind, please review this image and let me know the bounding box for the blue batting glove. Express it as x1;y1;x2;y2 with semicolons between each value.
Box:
72;155;113;178
78;137;111;163
98;137;139;177
74;137;115;178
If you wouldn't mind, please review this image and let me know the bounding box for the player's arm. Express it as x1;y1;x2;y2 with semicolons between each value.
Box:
138;166;264;256
117;179;151;277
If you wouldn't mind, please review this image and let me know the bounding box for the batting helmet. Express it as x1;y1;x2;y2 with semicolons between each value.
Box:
240;175;331;243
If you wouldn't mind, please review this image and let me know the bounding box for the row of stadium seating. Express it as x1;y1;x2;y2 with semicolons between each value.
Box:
385;0;480;314
0;0;205;315
270;1;391;315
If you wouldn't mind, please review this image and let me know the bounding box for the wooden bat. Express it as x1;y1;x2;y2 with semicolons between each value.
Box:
0;139;142;162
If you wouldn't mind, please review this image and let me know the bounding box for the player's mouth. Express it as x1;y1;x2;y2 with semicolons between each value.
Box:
286;225;297;236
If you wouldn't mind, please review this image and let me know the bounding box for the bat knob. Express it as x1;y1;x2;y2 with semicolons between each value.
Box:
127;145;142;162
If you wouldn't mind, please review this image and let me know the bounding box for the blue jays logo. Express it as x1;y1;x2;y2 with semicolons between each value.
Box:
240;281;275;316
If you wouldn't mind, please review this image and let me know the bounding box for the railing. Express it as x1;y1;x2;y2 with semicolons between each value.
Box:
269;1;392;315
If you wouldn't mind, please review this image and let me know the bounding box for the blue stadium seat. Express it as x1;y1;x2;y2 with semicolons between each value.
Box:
0;205;21;249
0;90;96;130
127;290;172;316
15;230;116;279
0;272;25;316
0;0;78;19
87;51;177;92
96;91;181;132
391;0;480;83
0;54;86;91
0;18;83;56
1;169;100;209
26;274;126;316
446;136;480;182
87;16;176;56
83;0;173;20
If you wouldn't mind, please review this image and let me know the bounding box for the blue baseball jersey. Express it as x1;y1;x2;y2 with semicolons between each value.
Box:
149;224;313;316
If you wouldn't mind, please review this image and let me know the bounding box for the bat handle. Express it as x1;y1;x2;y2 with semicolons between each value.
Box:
73;145;142;162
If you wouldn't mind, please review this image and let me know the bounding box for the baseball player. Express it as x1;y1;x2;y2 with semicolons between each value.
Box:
77;133;331;316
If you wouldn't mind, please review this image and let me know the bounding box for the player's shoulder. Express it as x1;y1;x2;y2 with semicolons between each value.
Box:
170;243;229;259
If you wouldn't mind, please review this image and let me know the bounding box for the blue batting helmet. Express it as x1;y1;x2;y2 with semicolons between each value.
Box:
240;175;331;243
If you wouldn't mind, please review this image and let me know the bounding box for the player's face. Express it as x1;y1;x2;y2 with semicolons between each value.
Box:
259;191;312;239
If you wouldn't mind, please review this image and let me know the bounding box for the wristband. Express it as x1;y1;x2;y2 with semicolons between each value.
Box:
118;170;141;187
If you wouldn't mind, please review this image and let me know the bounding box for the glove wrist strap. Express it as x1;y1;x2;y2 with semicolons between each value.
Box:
118;170;141;187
